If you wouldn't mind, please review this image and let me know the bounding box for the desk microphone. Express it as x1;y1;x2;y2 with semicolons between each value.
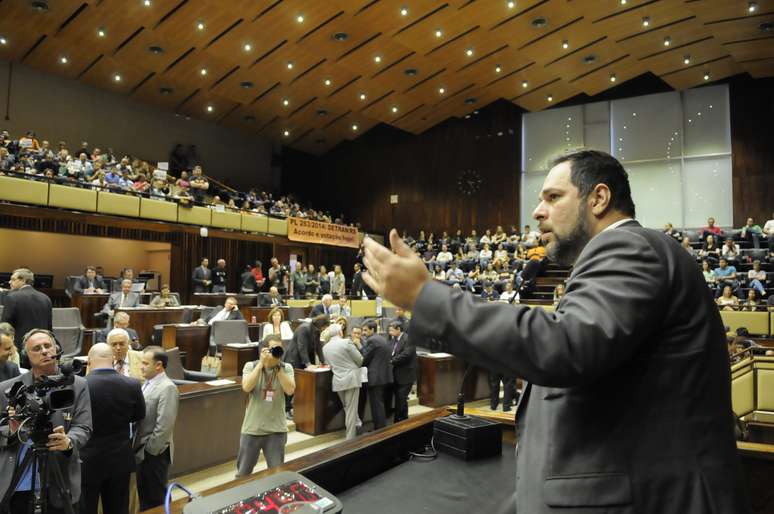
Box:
452;364;474;419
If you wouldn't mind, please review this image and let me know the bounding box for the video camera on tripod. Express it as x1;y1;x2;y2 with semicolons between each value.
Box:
0;359;82;447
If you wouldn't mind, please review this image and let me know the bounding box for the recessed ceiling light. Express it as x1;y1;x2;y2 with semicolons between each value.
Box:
438;87;445;94
374;55;382;63
196;21;205;31
562;39;569;49
642;16;650;27
435;29;443;38
240;81;254;89
282;99;290;106
610;73;617;82
206;105;213;113
200;68;207;76
1;36;10;45
507;1;515;8
296;15;304;23
97;28;106;38
143;0;151;6
400;7;408;16
620;0;627;4
748;2;758;13
495;65;502;73
286;61;294;69
547;94;553;102
243;43;252;52
352;124;359;131
703;72;710;81
284;130;290;137
59;56;68;64
392;106;398;113
324;79;332;86
114;74;122;82
663;36;671;46
522;80;528;88
466;48;474;57
359;93;367;100
684;55;691;64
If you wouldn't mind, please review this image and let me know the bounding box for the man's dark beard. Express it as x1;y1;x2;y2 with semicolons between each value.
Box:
546;203;592;266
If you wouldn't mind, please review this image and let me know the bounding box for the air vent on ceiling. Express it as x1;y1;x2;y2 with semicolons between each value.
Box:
759;21;773;32
531;17;547;28
464;97;477;105
240;81;254;89
333;32;349;41
404;68;418;76
583;54;597;64
159;87;173;95
148;46;164;54
30;1;49;12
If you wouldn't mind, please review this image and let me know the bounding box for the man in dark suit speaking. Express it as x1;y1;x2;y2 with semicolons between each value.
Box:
362;150;749;514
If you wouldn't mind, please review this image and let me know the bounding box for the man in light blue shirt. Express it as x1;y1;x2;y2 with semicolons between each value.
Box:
712;258;738;297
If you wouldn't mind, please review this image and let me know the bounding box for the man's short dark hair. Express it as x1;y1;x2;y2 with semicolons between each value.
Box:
311;314;330;329
143;345;168;369
551;150;636;218
388;321;403;332
85;265;96;273
362;320;378;332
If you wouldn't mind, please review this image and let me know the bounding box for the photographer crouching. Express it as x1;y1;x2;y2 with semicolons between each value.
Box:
0;329;92;514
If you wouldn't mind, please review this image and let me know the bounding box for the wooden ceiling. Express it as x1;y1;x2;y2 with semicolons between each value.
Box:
1;0;772;154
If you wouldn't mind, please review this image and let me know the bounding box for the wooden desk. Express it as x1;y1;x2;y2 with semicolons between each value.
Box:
161;324;210;371
221;345;259;377
244;306;282;324
116;307;203;347
417;354;491;408
71;293;110;328
171;378;245;477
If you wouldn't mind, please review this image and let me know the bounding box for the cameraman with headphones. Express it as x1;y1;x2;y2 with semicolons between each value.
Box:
0;329;92;513
236;334;294;477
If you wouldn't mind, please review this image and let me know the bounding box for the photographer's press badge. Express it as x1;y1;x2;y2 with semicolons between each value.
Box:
263;389;274;402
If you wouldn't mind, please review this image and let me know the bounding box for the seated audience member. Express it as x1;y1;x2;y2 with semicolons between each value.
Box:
480;281;497;301
436;245;453;269
260;286;286;307
237;334;295;476
80;343;145;514
553;283;566;306
198;296;244;325
699;235;720;265
329;295;351;317
445;263;464;286
149;178;167;198
290;265;307;299
433;265;447;281
746;260;767;297
741;289;761;312
75;265;106;293
132;174;150;194
106;327;143;379
240;264;259;294
310;294;334;317
764;211;774;254
0;329;20;381
663;222;681;240
102;279;140;316
716;286;739;311
113;268;138;291
713;259;739;298
721;238;740;262
97;311;140;347
499;281;519;303
522;225;540;248
701;216;723;240
479;229;492;246
702;260;717;290
323;323;363;440
493;243;509;267
261;307;293;341
527;240;547;261
478;243;493;268
738;217;763;248
681;237;697;259
150;284;180;308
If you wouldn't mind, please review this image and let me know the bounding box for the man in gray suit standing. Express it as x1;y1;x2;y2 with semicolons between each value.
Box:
0;329;92;514
192;258;212;294
322;324;363;440
362;150;750;514
134;346;179;511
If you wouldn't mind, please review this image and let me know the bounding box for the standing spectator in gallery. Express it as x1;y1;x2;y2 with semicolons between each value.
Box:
192;257;212;293
701;216;723;240
211;259;228;294
330;265;346;298
290;264;307;299
189;165;209;203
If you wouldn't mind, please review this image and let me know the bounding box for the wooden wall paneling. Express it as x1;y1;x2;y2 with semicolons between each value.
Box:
0;0;85;61
110;27;190;75
723;38;774;64
23;34;98;81
660;54;743;90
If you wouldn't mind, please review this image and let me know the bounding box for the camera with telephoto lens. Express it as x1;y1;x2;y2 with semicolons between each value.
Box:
1;360;82;447
270;345;284;359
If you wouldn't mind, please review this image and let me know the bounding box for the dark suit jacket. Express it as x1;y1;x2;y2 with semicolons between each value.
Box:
309;303;330;318
203;306;244;323
285;322;320;369
258;293;286;307
81;369;145;477
362;334;393;386
0;361;20;382
390;333;417;385
192;266;212;293
1;285;53;349
410;221;749;514
74;275;106;292
0;372;92;507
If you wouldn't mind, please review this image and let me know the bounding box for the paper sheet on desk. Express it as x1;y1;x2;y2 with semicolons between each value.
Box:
426;352;453;358
226;342;259;348
205;379;236;386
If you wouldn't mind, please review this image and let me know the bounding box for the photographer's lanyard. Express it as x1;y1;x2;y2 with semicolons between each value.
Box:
262;369;278;402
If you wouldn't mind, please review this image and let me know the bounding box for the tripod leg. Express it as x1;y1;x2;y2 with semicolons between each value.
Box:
47;453;75;514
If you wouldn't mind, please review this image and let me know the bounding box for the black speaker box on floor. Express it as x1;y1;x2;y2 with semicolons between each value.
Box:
433;415;503;460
